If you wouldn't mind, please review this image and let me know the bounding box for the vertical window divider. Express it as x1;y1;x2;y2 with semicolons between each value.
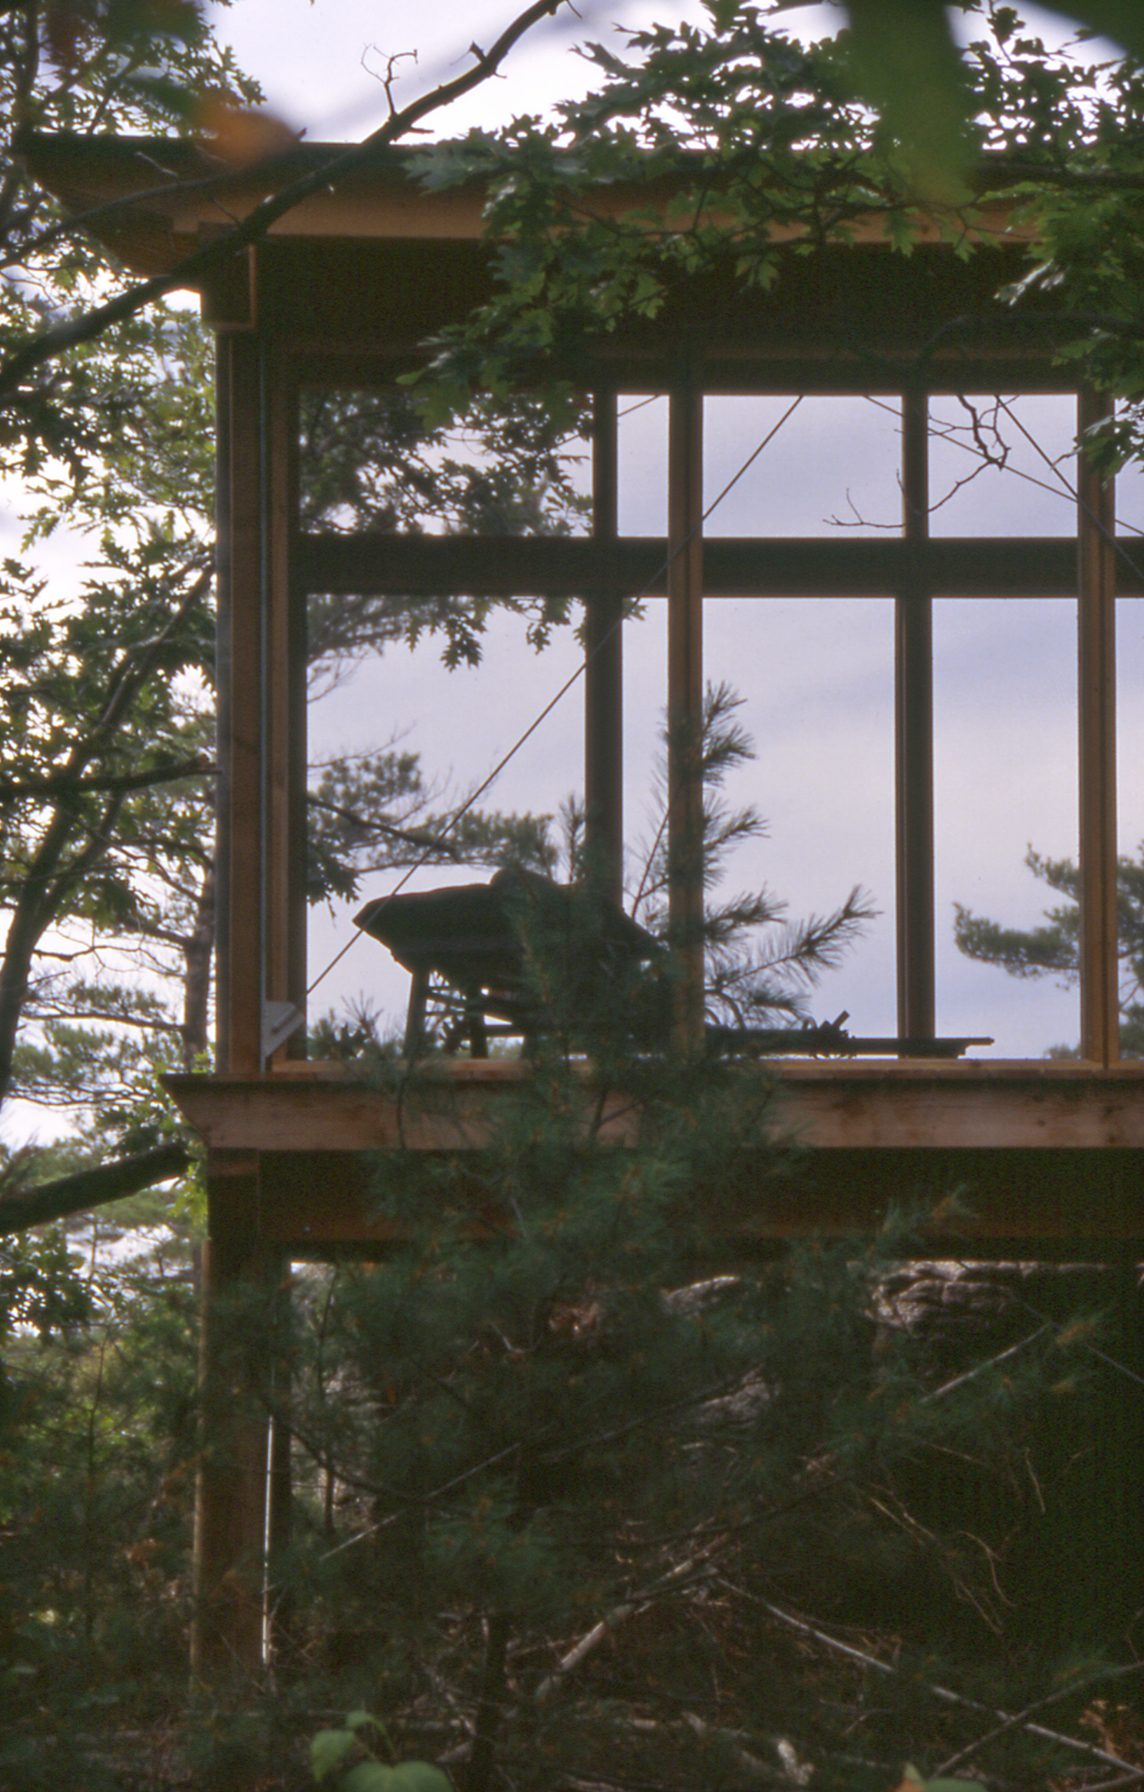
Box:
585;384;624;906
1077;382;1119;1066
667;358;705;1043
895;382;936;1045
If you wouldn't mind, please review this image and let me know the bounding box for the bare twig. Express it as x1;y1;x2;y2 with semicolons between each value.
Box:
920;1323;1051;1403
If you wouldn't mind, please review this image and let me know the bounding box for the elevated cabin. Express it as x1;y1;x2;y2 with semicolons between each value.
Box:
25;133;1144;1670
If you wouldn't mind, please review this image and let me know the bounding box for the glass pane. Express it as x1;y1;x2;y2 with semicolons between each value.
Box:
934;597;1079;1056
306;613;586;1048
926;393;1077;537
703;597;896;1037
298;385;590;537
617;393;667;537
704;396;902;537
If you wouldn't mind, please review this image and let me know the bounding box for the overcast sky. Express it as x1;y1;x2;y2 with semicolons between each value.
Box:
192;0;1144;1058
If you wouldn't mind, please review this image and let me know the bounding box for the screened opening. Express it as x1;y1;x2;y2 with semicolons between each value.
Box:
299;382;594;1052
283;369;1126;1065
703;395;902;537
705;596;896;1036
925;393;1078;536
933;597;1079;1057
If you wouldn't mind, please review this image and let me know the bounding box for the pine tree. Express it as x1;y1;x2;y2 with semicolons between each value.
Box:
955;845;1144;1055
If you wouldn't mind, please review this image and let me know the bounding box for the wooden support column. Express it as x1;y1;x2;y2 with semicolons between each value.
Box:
585;386;624;905
1077;383;1119;1065
895;384;935;1042
264;1289;295;1665
192;1152;277;1680
668;361;705;1042
262;342;306;1060
215;331;265;1075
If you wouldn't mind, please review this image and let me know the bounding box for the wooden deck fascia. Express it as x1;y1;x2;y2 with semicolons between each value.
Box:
163;1060;1144;1154
163;1064;1144;1253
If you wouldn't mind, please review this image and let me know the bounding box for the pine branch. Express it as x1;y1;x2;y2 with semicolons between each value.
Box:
0;754;213;799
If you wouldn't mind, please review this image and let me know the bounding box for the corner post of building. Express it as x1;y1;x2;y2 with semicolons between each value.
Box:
895;380;935;1043
585;383;624;906
667;356;705;1042
192;1152;273;1680
193;280;298;1677
1077;381;1119;1065
259;320;303;1649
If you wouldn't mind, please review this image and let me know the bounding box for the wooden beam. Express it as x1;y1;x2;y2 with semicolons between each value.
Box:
295;533;1122;601
896;386;935;1040
667;361;705;1042
289;347;1080;399
164;1060;1144;1156
1077;384;1119;1066
174;1103;1144;1254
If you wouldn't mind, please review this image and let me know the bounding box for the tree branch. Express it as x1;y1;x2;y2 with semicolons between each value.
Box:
0;1140;190;1232
0;754;214;800
0;0;568;401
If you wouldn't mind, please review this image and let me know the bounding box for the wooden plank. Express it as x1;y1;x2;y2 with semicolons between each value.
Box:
770;1065;1144;1149
166;1068;643;1153
896;386;935;1038
1077;384;1119;1065
295;534;1122;601
165;1061;1144;1155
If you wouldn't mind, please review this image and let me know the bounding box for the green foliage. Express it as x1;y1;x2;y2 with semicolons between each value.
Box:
264;963;1130;1787
311;1709;452;1792
0;1246;201;1770
0;6;585;1134
633;683;876;1027
301;385;588;674
895;1769;979;1792
955;844;1144;1052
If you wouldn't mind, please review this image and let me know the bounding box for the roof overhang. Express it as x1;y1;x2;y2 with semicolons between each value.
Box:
19;133;1066;382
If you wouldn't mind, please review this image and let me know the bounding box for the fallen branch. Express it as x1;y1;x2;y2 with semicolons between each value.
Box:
534;1549;721;1703
757;1596;1141;1778
934;1658;1144;1780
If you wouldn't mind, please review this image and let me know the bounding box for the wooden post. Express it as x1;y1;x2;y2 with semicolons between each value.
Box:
896;383;936;1043
263;339;306;1061
1077;383;1119;1065
585;386;624;906
215;330;264;1076
192;1153;276;1679
668;360;705;1042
